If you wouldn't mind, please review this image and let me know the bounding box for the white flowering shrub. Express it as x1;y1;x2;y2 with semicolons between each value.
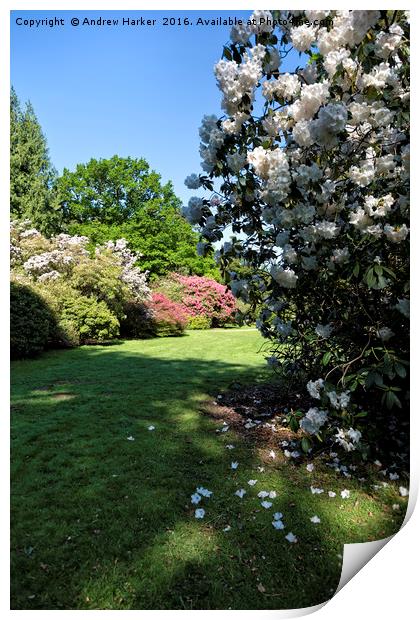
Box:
10;221;151;346
185;10;409;458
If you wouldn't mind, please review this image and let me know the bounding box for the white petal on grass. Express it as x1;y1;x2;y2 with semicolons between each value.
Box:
272;520;285;530
235;488;246;498
310;515;321;524
127;436;135;441
226;444;235;450
269;450;276;459
269;491;277;499
196;487;213;497
284;450;291;458
258;491;270;498
273;512;283;521
191;493;201;505
389;472;400;480
374;459;382;467
231;461;239;470
220;426;229;433
392;504;400;511
306;463;314;472
310;486;324;495
291;451;300;459
195;508;205;519
223;525;232;532
399;486;409;497
257;466;265;473
148;425;155;431
285;532;298;543
341;489;350;499
328;491;336;498
261;500;273;509
248;479;258;486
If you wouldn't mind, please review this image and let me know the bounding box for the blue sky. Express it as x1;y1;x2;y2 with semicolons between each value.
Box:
11;10;300;207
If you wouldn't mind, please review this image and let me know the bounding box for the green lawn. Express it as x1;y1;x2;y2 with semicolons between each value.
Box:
11;330;406;610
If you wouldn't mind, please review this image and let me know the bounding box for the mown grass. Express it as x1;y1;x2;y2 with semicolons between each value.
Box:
11;330;406;610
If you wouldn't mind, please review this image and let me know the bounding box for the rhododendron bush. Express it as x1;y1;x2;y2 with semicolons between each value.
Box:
156;273;238;327
11;220;151;347
184;10;409;459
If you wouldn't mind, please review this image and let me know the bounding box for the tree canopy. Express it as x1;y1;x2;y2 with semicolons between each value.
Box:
57;156;220;279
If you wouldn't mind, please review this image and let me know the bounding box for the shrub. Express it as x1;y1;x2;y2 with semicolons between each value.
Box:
10;281;56;358
148;292;187;337
187;315;212;330
185;10;410;459
156;273;237;326
58;295;120;343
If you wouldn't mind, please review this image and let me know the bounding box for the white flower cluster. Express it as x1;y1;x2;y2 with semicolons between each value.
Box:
300;407;328;435
247;146;291;204
335;427;362;451
187;10;409;450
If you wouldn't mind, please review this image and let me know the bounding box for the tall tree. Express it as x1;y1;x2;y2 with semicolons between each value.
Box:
10;88;59;234
57;156;220;280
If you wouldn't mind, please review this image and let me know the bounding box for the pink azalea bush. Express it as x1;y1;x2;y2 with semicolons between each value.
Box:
157;273;238;327
147;292;188;337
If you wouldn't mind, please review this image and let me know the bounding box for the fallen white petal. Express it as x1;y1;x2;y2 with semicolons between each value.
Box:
231;461;239;470
306;463;314;472
195;508;205;519
191;493;201;505
399;486;409;497
261;500;273;509
269;491;277;499
127;436;135;441
328;491;336;498
258;491;269;498
389;472;399;480
273;512;283;521
248;479;258;486
341;489;350;499
310;486;324;495
226;444;235;450
223;525;231;532
272;520;285;530
269;450;276;459
148;426;155;431
285;532;297;543
235;488;246;498
196;486;212;497
310;515;321;524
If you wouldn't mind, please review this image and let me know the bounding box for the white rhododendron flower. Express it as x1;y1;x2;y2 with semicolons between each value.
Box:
300;408;328;435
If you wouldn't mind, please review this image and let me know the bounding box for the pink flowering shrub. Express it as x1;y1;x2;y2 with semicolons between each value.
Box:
147;292;188;337
157;273;237;327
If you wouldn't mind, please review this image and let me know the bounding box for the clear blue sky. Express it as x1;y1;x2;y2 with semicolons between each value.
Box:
11;10;300;207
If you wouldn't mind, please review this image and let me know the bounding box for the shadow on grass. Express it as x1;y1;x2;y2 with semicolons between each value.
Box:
11;344;403;610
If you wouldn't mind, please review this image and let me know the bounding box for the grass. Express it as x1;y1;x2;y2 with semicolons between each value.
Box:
11;330;406;610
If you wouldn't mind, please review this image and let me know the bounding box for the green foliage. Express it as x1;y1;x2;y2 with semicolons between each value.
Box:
36;279;119;344
59;294;120;343
68;252;130;320
10;281;56;358
56;156;219;279
10;88;60;234
187;315;212;330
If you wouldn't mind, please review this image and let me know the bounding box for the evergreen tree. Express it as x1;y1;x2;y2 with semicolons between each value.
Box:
10;88;60;234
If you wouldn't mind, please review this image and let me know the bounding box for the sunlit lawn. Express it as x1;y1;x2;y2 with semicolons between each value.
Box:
11;330;406;609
